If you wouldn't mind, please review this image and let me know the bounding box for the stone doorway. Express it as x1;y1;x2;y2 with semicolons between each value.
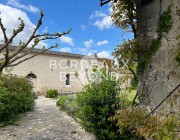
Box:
27;72;37;93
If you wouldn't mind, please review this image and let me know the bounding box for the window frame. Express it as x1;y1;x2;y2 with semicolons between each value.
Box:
65;74;70;86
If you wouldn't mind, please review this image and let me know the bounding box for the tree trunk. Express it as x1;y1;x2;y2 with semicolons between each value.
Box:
136;0;180;112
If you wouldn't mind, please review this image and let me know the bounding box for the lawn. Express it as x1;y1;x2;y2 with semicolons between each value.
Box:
120;89;137;101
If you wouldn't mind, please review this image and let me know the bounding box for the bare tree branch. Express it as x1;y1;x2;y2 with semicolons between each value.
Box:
8;42;39;64
0;18;24;53
132;92;139;106
0;18;8;43
128;66;138;81
100;0;112;6
8;30;71;64
9;45;57;67
34;31;70;38
0;10;71;72
8;11;44;59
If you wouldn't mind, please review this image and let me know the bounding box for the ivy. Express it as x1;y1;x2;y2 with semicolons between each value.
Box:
175;48;180;65
176;34;180;40
157;6;173;37
138;6;173;73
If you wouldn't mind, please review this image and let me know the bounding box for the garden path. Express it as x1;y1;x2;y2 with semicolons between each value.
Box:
0;96;95;140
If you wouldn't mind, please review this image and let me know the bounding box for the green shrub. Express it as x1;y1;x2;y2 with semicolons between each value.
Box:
76;78;133;140
57;95;79;116
130;78;138;90
64;96;79;116
31;92;38;99
0;75;35;126
56;96;69;110
46;89;58;98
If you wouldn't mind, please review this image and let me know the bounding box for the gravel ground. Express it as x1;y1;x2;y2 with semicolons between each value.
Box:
0;96;96;140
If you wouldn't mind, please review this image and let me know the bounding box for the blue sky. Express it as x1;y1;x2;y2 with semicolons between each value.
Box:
0;0;132;58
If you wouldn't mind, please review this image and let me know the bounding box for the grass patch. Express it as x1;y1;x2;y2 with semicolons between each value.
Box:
120;90;137;101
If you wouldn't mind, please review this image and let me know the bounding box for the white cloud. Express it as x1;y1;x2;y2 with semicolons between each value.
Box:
78;48;89;55
83;39;93;48
60;36;74;46
38;41;48;48
90;11;106;19
80;25;86;31
97;40;109;46
97;51;112;58
78;48;97;56
91;10;113;30
59;47;72;53
94;16;112;30
42;26;48;33
80;39;110;56
0;4;47;48
7;0;39;13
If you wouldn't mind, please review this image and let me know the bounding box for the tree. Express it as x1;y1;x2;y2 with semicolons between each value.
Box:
100;0;118;6
0;11;71;72
111;0;138;101
135;0;180;113
103;0;180;110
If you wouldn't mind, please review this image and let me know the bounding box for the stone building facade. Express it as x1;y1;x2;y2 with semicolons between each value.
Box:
0;47;132;95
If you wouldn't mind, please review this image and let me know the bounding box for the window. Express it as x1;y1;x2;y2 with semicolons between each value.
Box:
66;74;70;85
26;72;37;79
66;61;70;67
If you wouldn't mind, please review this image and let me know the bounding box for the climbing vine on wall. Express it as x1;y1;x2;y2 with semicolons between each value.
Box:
138;6;173;73
157;6;173;37
175;48;180;65
175;35;180;65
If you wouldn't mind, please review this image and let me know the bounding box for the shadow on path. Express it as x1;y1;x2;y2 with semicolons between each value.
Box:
0;96;95;140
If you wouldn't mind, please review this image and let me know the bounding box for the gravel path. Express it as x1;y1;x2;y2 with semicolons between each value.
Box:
0;96;96;140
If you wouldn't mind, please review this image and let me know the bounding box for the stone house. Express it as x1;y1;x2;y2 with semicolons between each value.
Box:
0;46;132;95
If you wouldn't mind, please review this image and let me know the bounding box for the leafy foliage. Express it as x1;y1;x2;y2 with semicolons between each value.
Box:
111;0;138;86
46;89;58;98
57;95;79;116
57;96;69;109
157;6;173;37
110;107;180;140
138;38;161;73
113;39;138;81
0;75;35;126
111;0;136;35
175;48;180;66
76;77;134;140
130;78;138;90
